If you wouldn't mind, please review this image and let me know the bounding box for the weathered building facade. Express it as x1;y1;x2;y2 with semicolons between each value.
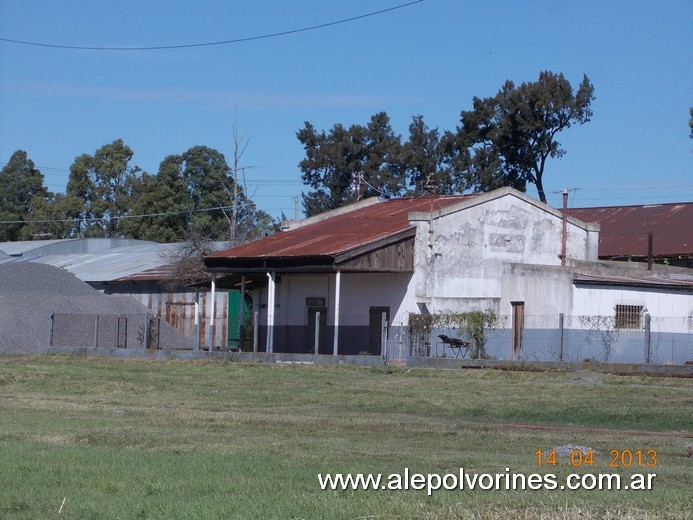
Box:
204;187;693;362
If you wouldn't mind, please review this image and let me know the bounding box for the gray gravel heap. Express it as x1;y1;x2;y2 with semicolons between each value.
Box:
0;262;193;354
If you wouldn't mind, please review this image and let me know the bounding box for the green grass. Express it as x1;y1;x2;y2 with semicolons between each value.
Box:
0;356;691;519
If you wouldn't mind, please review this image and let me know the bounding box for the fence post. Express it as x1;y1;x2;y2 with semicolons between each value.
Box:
559;313;564;362
144;313;149;349
93;314;99;349
194;292;200;351
644;313;651;364
314;311;320;355
48;312;54;347
381;312;388;362
253;311;259;353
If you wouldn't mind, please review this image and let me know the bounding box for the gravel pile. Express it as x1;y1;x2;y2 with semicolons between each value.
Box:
0;262;192;354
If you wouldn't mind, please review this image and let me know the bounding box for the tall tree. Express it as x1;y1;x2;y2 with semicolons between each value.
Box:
119;163;189;243
458;71;595;203
123;146;275;243
66;139;141;237
18;193;83;240
402;115;468;195
0;150;52;241
298;112;405;216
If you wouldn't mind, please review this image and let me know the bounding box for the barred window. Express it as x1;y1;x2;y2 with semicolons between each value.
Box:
615;305;643;329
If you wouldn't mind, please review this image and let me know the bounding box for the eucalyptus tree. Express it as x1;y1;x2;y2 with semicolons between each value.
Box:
458;71;595;203
123;146;275;243
0;150;52;241
66;139;140;237
297;112;405;216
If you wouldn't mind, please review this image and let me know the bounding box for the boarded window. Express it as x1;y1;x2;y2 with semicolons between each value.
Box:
615;305;643;329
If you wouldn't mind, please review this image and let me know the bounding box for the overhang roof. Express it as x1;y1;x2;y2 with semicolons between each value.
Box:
206;195;473;270
574;272;693;291
569;202;693;258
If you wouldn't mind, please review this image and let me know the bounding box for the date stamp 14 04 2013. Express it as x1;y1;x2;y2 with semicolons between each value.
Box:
536;446;657;469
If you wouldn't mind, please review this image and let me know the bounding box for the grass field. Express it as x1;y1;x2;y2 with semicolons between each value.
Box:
0;355;691;519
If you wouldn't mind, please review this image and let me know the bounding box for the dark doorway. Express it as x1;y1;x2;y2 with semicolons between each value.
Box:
368;306;390;355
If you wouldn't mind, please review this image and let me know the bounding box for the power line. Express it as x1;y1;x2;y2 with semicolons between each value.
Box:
0;1;424;51
0;204;236;225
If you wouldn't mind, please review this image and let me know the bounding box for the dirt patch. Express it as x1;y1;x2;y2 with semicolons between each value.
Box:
565;370;608;385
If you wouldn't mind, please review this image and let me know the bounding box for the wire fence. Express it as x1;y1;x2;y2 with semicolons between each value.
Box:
47;310;693;366
386;314;693;366
49;313;161;349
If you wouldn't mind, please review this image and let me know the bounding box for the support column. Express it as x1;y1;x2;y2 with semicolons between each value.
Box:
208;274;216;351
239;275;246;349
194;289;200;351
333;270;341;356
266;272;275;353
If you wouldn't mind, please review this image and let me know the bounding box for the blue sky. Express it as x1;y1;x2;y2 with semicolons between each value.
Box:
1;0;691;219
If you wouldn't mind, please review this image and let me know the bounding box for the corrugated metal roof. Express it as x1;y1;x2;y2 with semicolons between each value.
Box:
0;238;79;256
0;240;178;282
114;264;178;283
208;195;473;260
569;203;693;258
574;273;693;290
0;239;231;283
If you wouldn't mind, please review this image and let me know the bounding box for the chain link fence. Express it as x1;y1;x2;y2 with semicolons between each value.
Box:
386;314;693;366
46;310;692;365
49;313;161;349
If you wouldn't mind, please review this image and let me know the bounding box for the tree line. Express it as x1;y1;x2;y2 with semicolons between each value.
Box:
298;71;596;216
0;141;276;243
2;70;599;242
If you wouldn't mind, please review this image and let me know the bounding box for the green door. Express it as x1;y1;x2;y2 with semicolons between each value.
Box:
227;290;251;350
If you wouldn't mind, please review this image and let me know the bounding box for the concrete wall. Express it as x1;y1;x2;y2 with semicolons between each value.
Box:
252;272;414;354
500;264;575;316
572;285;693;318
410;190;597;314
255;272;414;327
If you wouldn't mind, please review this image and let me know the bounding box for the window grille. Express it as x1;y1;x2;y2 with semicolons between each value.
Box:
614;305;643;329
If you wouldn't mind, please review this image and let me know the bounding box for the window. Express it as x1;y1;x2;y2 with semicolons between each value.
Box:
615;305;643;329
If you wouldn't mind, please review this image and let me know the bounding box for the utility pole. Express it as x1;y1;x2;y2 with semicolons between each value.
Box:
561;188;568;266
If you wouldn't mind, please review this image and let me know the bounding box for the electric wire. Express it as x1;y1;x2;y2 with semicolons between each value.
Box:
0;1;423;51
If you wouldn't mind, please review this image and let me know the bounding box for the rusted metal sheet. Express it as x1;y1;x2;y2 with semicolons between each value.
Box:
207;195;471;262
574;273;693;290
569;203;693;258
125;287;228;347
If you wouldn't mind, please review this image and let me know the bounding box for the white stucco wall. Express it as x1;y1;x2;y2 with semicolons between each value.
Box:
572;285;693;318
255;272;415;326
411;190;597;314
500;264;575;316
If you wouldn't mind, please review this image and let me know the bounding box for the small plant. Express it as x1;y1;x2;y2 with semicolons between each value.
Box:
578;315;620;363
409;310;499;359
137;316;160;349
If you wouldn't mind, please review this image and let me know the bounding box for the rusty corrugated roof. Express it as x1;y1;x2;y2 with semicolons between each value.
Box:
113;264;178;283
569;203;693;258
208;195;472;261
574;273;693;290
